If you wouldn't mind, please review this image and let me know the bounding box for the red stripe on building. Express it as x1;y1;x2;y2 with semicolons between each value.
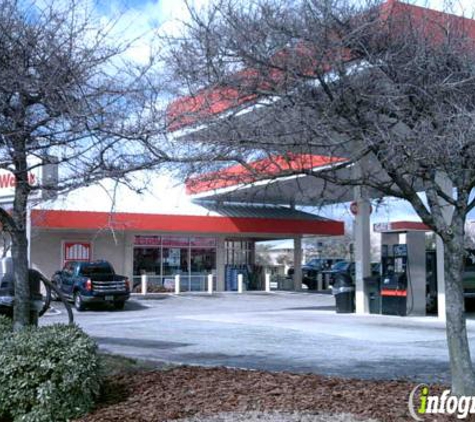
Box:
31;210;344;236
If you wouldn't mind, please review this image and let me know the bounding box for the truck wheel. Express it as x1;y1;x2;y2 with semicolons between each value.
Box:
74;292;86;312
113;301;125;310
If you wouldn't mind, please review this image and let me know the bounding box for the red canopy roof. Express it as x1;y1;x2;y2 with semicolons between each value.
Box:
186;153;347;195
167;1;475;132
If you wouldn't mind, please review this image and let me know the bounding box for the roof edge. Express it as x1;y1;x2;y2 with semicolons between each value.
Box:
32;209;344;236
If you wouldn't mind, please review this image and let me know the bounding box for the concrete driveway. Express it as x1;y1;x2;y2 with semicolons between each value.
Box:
41;292;475;383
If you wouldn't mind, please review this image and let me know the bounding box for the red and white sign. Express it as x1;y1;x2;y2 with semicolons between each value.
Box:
134;235;161;246
64;242;91;265
162;236;189;247
0;157;42;203
373;221;430;233
373;222;390;232
0;172;37;189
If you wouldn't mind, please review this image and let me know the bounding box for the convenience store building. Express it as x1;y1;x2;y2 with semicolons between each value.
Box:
29;172;344;291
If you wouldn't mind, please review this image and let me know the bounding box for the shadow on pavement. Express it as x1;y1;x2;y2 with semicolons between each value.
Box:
83;300;152;313
94;336;191;349
283;306;336;311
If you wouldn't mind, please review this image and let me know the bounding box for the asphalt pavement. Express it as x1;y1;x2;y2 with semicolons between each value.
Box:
40;292;475;383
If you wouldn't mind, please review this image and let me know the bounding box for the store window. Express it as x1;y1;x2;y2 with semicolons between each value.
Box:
225;239;253;265
133;248;161;275
190;248;216;273
162;246;189;276
132;235;216;291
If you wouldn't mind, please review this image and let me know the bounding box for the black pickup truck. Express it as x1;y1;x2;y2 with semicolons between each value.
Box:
52;260;130;311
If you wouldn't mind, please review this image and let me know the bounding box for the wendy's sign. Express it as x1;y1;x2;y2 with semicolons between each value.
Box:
0;168;40;201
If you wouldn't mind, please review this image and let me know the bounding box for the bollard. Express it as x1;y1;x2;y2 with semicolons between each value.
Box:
141;274;148;295
317;273;323;291
265;273;271;292
175;274;180;294
238;274;243;293
207;274;213;294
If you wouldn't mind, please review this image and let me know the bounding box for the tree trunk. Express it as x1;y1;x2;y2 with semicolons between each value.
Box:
11;227;30;331
444;219;475;395
11;164;31;331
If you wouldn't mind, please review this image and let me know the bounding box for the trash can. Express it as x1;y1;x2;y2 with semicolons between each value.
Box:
332;274;355;313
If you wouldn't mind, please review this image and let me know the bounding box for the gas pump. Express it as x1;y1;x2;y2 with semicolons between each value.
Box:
374;223;428;316
381;244;409;316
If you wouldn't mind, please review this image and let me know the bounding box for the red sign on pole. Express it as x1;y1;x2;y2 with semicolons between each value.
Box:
350;201;373;216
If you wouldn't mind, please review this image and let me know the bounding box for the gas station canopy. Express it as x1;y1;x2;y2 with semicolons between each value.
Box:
163;0;472;319
186;153;384;206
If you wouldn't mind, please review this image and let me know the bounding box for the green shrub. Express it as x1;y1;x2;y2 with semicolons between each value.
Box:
0;314;12;340
0;324;101;422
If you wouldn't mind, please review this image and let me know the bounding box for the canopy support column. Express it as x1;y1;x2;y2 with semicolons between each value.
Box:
293;236;302;291
354;187;371;314
216;237;225;292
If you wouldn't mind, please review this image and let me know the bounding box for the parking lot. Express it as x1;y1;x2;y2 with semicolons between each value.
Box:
41;292;475;383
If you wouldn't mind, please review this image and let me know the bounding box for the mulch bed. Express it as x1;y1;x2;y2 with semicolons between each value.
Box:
77;366;463;422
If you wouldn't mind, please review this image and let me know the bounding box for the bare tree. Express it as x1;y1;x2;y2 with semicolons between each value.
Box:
165;0;475;394
0;0;169;330
255;243;273;265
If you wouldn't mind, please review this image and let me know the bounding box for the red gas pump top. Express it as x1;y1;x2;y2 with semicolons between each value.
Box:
373;221;430;233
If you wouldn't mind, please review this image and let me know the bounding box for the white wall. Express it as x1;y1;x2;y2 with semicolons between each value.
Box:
30;229;126;279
